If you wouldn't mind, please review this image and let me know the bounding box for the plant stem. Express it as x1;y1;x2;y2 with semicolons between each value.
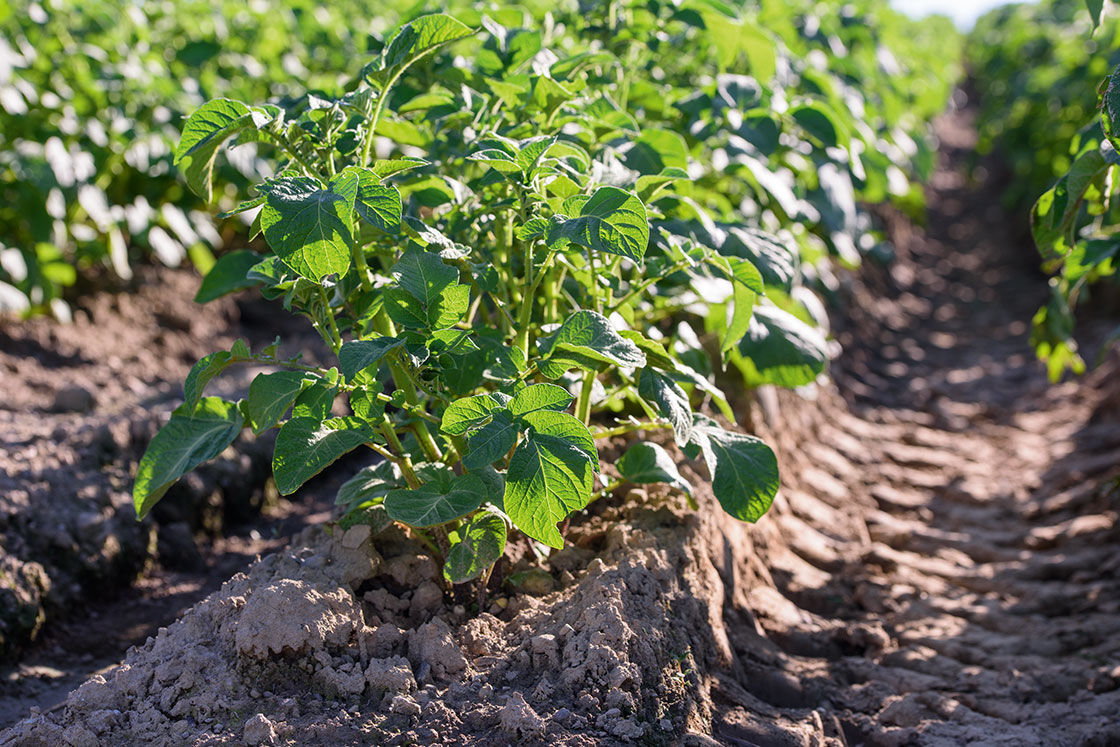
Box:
379;418;421;488
592;421;673;440
359;83;391;169
319;287;342;353
588;250;602;313
593;478;624;503
387;352;442;463
608;258;692;314
350;230;373;292
576;370;596;425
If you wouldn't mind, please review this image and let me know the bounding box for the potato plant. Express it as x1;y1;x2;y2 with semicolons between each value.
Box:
975;0;1120;377
133;14;789;585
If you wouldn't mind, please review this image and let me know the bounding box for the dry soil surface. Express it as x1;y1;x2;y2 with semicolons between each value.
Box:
2;105;1119;746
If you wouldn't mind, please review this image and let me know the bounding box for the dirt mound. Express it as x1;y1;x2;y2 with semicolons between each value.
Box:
0;396;852;746
5;106;1120;745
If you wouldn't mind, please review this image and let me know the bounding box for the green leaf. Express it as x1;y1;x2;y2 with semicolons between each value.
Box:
522;410;598;466
441;394;506;435
548;187;650;261
698;11;776;80
1103;67;1120;152
335;461;402;507
395;247;457;301
638;368;693;446
789;102;842;148
292;382;337;419
468;147;521;174
194;250;262;303
246;370;306;434
444;510;507;584
463;412;518;470
690;420;778;522
625;129;689;175
719;227;796;291
385;249;470;330
504;427;595;548
1088;0;1105;28
376;14;474;79
175;99;272;202
428;329;480;356
370;157;428;180
260;172;357;280
539;310;647;378
617;441;691;495
737;304;828;387
707;254;762;353
182;342;252;412
636;167;688;202
384;472;486;527
345;166;402;233
133;398;243;519
618;330;677;369
273;417;371;495
509;383;573;418
339;337;404;381
349;386;387;421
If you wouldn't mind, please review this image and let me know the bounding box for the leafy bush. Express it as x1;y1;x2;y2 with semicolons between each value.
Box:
972;0;1120;377
130;5;959;586
0;0;381;316
971;0;1120;212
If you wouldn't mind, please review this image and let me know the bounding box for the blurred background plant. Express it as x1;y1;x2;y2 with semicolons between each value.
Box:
0;0;958;323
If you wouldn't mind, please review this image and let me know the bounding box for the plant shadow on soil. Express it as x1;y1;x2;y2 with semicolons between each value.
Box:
2;99;1120;745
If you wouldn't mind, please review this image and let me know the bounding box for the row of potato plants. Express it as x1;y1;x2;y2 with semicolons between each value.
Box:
1;0;956;320
972;0;1120;378
0;0;392;316
132;3;959;585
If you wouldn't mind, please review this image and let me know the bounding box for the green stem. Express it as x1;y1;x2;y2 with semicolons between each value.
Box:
350;229;373;293
387;353;442;463
379;418;421;488
359;82;392;169
588;250;602;313
575;370;596;425
593;478;625;503
319;287;342;353
608;257;691;314
593;421;673;440
516;246;553;359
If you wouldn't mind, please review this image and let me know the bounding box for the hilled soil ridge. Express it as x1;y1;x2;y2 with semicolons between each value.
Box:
2;106;1119;746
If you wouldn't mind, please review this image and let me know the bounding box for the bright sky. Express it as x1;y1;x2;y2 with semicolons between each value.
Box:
890;0;1038;28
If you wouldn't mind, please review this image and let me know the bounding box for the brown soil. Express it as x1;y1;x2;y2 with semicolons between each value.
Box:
0;269;336;698
3;103;1120;746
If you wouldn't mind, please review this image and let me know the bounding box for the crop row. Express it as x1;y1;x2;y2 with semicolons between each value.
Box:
122;1;961;583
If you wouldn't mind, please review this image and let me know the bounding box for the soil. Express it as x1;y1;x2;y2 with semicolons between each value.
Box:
3;100;1120;746
0;269;337;700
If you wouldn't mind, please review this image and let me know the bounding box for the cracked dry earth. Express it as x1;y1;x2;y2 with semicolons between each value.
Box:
3;105;1120;746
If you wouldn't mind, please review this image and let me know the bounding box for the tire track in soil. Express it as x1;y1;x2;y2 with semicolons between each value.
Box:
717;103;1120;744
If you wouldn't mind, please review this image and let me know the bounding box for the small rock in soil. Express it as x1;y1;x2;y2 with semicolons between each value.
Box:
242;713;278;746
499;692;546;738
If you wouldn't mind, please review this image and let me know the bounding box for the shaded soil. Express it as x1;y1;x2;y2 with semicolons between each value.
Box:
3;101;1120;746
0;270;331;673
